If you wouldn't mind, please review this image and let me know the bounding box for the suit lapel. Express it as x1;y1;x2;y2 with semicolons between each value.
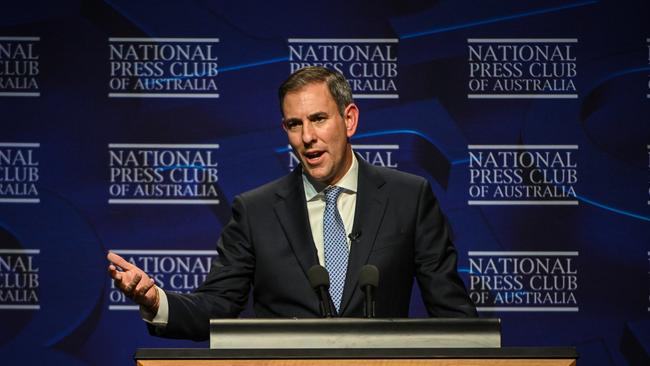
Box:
273;169;319;278
339;158;388;314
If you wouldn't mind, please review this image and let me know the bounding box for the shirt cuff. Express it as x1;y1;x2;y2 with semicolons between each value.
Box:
140;286;169;326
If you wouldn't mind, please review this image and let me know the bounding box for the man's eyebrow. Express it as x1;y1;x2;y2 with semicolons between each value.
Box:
307;112;328;120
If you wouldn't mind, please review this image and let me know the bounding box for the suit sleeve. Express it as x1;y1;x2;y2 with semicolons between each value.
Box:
148;195;255;341
413;179;478;317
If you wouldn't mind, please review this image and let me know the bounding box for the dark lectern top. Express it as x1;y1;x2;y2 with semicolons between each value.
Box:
134;347;578;360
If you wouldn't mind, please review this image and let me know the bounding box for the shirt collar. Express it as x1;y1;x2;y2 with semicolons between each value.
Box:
303;152;359;202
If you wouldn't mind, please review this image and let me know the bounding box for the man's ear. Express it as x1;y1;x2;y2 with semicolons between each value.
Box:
344;103;359;138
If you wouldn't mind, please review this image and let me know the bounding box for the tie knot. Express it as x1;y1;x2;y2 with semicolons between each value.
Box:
324;186;343;205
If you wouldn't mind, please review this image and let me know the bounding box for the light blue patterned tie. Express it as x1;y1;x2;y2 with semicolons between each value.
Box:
323;186;348;313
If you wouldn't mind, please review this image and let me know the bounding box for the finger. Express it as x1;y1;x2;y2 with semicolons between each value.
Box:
134;277;156;301
108;264;124;280
123;272;142;294
107;252;134;271
108;266;122;281
108;264;128;282
108;263;125;270
134;275;153;293
108;264;121;274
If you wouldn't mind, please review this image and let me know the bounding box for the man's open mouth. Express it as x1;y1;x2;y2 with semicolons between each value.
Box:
304;151;324;160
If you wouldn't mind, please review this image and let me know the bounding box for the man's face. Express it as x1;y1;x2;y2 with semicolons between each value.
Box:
282;82;358;186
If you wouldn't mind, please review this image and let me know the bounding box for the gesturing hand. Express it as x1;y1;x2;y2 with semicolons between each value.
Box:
107;251;160;314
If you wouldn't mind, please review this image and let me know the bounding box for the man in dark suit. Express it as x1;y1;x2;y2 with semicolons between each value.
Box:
108;66;476;341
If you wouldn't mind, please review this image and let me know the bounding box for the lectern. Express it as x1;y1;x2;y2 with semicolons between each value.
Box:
135;318;577;366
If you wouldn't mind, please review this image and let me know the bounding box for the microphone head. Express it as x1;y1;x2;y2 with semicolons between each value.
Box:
307;265;330;289
359;264;379;288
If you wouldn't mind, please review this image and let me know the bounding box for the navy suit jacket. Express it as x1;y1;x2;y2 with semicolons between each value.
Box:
152;157;476;341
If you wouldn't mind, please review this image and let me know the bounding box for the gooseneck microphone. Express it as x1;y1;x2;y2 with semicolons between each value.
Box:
359;264;379;318
307;265;334;318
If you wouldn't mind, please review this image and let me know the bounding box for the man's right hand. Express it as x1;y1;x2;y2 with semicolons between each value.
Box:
107;251;160;314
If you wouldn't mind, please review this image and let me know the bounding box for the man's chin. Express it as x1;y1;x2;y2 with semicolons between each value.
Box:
303;167;332;184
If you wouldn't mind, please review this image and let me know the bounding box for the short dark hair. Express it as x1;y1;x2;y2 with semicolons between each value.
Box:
278;66;353;117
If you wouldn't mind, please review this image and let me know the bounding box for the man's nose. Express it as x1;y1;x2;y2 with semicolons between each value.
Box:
301;121;316;144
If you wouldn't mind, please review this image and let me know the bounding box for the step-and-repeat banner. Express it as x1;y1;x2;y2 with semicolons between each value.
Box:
1;1;649;365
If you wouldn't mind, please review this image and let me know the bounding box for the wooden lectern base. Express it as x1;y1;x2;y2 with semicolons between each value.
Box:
138;359;575;366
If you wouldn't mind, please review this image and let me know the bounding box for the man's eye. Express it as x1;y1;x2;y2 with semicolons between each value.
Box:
285;121;301;130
